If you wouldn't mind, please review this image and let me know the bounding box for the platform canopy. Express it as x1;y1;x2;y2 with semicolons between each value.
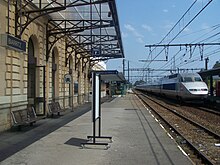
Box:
28;0;124;61
199;68;220;77
91;70;126;82
100;72;126;82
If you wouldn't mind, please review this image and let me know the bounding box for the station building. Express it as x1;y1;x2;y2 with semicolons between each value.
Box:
0;0;124;132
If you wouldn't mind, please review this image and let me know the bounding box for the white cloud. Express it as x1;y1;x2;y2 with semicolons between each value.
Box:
201;23;210;30
137;37;145;44
194;0;209;3
142;24;152;32
200;23;213;33
124;24;145;44
163;9;168;13
163;22;174;31
124;24;135;31
122;32;128;38
192;0;211;3
183;27;191;32
124;24;144;38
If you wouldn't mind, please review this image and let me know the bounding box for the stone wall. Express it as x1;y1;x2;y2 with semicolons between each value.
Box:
0;1;90;132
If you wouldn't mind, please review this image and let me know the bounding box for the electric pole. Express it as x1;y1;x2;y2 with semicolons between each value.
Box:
122;59;125;76
128;60;130;83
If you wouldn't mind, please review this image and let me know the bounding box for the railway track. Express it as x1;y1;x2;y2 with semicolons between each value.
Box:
197;107;220;116
141;90;220;116
140;91;220;135
134;90;220;165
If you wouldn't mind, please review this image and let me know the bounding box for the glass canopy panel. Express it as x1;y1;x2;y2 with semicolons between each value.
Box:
31;0;124;58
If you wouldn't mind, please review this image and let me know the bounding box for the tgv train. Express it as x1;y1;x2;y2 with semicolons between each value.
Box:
135;73;208;101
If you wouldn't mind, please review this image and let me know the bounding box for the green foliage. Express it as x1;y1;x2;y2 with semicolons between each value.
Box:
213;61;220;68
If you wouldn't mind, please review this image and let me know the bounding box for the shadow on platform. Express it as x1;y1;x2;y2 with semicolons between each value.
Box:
65;137;88;147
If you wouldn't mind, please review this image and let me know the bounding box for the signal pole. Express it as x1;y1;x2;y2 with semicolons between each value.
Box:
122;59;125;76
205;57;209;70
128;60;130;83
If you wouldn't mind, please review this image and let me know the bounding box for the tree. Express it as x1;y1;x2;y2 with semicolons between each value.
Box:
213;61;220;69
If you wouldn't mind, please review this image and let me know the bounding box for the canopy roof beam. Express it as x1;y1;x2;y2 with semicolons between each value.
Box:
14;0;113;38
12;0;124;65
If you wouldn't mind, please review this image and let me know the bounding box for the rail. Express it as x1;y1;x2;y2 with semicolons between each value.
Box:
134;90;219;165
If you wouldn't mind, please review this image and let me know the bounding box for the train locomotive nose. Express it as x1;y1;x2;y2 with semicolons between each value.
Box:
184;82;208;95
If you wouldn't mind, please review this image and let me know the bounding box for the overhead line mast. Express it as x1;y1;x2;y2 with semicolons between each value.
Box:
124;68;202;72
144;42;220;61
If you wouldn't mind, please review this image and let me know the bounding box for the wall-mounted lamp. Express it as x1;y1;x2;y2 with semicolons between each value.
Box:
108;11;112;17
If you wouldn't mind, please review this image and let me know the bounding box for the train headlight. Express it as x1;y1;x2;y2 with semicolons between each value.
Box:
189;89;197;91
189;88;207;92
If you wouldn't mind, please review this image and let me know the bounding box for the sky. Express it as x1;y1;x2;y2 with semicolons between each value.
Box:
106;0;220;83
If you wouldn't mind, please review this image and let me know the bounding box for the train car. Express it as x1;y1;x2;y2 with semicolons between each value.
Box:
135;73;208;101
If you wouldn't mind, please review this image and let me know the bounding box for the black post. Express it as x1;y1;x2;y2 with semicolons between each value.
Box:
7;0;10;34
92;72;96;143
98;2;102;137
210;76;214;96
15;0;18;37
205;57;209;70
98;75;101;137
128;60;130;83
43;66;46;116
82;71;112;148
93;117;96;144
82;72;110;148
122;59;125;76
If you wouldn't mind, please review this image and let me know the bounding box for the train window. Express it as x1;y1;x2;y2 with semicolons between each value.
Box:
168;74;177;79
194;77;202;82
183;77;193;82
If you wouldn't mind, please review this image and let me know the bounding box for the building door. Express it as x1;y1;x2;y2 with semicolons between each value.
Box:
52;50;57;101
27;38;36;107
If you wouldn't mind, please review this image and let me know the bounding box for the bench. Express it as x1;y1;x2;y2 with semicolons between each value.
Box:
11;107;40;130
48;102;64;117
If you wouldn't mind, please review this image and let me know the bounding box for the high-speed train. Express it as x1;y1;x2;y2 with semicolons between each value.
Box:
135;73;208;101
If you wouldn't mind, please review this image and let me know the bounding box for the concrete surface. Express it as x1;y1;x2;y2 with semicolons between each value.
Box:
0;94;193;165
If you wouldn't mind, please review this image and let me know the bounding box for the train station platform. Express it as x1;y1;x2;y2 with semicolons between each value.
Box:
0;94;193;165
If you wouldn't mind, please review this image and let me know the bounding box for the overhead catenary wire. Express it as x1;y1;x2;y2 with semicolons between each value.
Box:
145;0;198;63
177;47;220;67
158;34;220;72
157;41;220;76
143;0;214;74
189;24;220;43
149;38;220;78
155;25;220;70
144;0;213;69
130;1;215;83
160;24;220;44
158;27;220;70
138;0;215;81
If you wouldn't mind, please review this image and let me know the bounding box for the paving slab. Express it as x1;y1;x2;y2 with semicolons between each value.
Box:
0;94;193;165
